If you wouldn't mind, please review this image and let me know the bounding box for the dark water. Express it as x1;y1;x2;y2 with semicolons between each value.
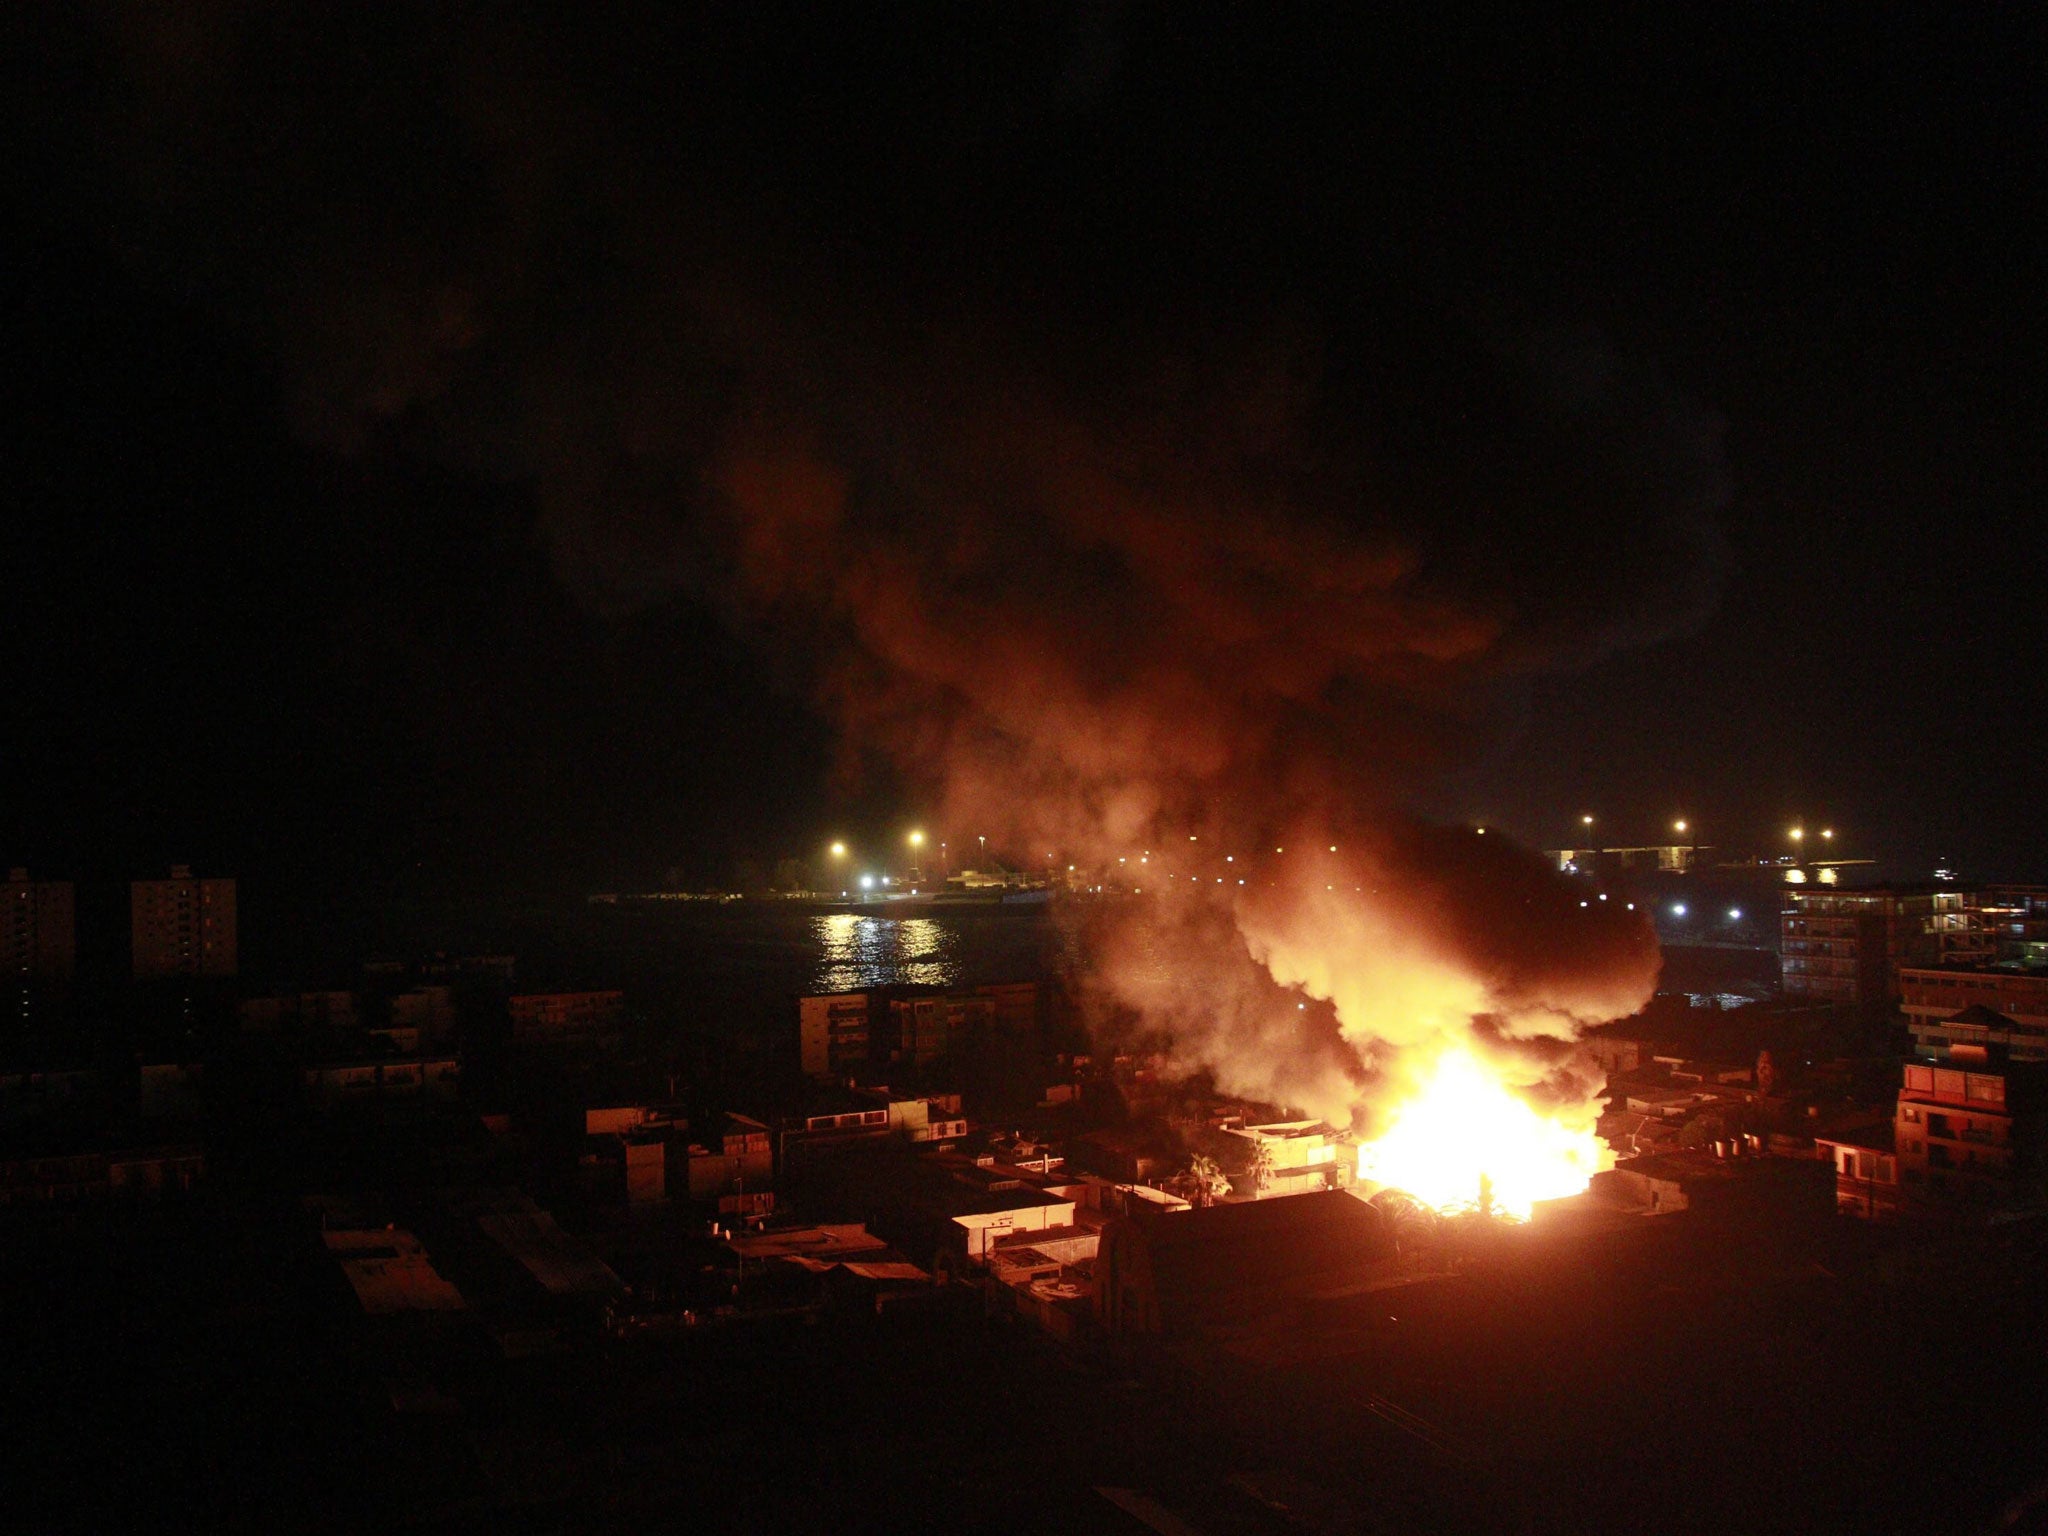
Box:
1654;942;1780;1004
510;907;1774;1031
513;901;1068;1031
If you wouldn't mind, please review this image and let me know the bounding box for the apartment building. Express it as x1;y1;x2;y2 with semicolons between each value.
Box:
131;865;236;980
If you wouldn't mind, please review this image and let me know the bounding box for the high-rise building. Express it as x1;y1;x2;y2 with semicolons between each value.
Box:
1780;885;1958;1005
131;865;237;980
3;868;75;982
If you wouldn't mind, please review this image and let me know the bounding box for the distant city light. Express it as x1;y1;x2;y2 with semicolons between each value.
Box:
1329;845;1337;853
1672;903;1688;916
1581;814;1594;827
1598;893;1608;901
859;875;874;889
1475;827;1486;835
1728;908;1742;920
1626;902;1635;910
1821;828;1834;840
1579;900;1588;908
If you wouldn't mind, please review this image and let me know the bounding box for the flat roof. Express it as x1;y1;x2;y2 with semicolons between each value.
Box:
1816;1123;1896;1154
728;1223;889;1260
323;1228;467;1314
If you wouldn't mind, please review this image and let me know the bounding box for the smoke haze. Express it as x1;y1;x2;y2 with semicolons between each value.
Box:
28;7;1717;1120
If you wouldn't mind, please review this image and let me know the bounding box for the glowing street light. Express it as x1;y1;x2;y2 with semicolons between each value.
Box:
907;830;925;848
1672;903;1688;917
1790;828;1805;845
1821;828;1834;841
1728;908;1743;920
829;841;848;860
1673;820;1688;835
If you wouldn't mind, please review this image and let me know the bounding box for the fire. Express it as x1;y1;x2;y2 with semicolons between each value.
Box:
1356;1049;1611;1220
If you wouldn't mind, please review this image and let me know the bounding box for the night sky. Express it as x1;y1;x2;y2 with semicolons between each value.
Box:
4;8;2042;915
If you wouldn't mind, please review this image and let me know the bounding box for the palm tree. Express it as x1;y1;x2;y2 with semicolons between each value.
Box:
1242;1137;1275;1199
1185;1154;1231;1208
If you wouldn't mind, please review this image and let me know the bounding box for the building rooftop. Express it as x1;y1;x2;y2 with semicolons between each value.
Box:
1815;1121;1896;1154
1948;1004;2023;1029
727;1222;890;1261
322;1227;467;1314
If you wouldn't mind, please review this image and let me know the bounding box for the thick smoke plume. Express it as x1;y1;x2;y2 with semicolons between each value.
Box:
53;8;1717;1126
717;342;1674;1126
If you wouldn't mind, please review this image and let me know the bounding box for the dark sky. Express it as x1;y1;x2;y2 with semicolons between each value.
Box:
3;7;2042;910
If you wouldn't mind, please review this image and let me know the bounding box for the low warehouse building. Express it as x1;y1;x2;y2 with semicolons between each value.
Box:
1093;1189;1396;1338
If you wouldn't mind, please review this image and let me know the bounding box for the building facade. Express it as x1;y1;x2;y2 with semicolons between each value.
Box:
799;991;873;1079
1899;968;2048;1062
800;981;1043;1080
4;869;75;983
508;990;623;1043
1780;886;1957;1005
131;865;237;980
1893;1061;2036;1206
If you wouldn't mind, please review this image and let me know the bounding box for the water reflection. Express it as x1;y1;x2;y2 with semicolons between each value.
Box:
813;914;958;992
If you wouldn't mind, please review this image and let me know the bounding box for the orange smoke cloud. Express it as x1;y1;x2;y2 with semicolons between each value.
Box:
716;341;1665;1129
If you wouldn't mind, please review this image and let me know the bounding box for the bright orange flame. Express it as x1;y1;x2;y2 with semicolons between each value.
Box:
1356;1050;1610;1220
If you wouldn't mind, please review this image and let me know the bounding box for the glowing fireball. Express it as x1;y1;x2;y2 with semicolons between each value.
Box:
1356;1049;1610;1220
